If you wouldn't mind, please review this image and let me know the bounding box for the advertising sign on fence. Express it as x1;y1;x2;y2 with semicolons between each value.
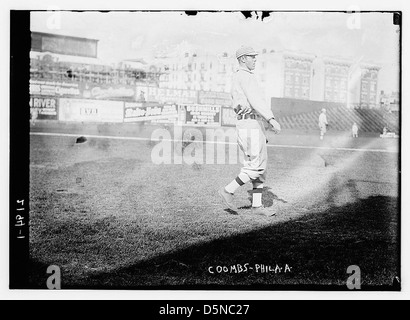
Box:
30;79;81;97
30;79;137;101
123;102;179;123
29;96;59;120
59;98;124;122
182;104;221;127
80;83;137;101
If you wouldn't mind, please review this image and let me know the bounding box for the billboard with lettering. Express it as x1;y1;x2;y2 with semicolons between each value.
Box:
182;104;221;127
124;102;179;123
29;96;58;120
29;79;137;101
80;83;137;101
59;98;124;122
30;79;81;97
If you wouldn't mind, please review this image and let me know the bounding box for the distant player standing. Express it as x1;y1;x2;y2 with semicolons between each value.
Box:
318;108;328;140
352;122;359;138
218;46;281;217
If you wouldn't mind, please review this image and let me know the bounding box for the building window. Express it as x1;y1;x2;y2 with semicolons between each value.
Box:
285;86;292;97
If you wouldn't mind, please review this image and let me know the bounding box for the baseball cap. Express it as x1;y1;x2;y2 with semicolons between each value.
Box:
235;46;259;59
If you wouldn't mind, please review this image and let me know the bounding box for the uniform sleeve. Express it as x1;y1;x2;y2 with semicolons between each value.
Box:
240;74;275;121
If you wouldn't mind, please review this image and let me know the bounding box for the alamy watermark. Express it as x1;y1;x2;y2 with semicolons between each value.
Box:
150;127;263;165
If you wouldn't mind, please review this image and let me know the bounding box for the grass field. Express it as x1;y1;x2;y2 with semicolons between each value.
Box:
28;122;400;290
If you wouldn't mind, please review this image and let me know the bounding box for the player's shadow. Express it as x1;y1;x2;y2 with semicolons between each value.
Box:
238;186;288;210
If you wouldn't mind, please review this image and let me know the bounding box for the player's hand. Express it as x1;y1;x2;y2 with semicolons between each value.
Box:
269;118;281;134
236;105;252;115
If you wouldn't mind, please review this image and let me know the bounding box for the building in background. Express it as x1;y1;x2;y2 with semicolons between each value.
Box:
348;62;381;108
281;51;315;100
152;47;382;110
359;64;381;108
31;31;384;110
322;58;351;104
155;52;236;93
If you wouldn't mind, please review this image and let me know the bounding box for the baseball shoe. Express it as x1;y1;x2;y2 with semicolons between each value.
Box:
218;187;237;211
251;206;276;217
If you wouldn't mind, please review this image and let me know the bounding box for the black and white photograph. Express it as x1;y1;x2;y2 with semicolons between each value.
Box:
5;0;407;300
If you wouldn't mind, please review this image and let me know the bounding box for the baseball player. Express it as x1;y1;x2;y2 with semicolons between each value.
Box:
218;46;281;217
352;122;359;138
318;108;328;140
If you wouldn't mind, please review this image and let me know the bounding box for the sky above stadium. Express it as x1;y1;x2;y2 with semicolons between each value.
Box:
30;11;400;93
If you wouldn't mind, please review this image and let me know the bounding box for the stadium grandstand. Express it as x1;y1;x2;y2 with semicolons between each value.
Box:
30;32;162;86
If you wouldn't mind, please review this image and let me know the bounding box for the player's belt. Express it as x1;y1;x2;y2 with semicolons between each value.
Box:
237;113;256;120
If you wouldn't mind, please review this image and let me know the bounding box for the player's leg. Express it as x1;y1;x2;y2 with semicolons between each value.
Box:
238;121;267;182
320;126;325;140
223;124;253;195
219;123;253;210
251;178;264;208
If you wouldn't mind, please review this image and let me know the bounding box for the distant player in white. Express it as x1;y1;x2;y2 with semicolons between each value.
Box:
318;108;328;140
352;122;359;138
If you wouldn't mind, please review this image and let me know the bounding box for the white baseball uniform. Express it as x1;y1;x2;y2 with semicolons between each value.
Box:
231;66;275;185
318;112;328;137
